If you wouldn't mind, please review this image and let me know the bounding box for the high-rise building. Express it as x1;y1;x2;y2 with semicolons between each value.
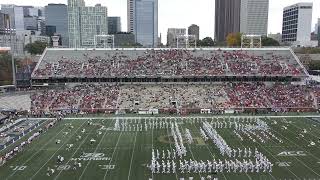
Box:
14;7;24;32
0;12;6;34
45;4;69;46
167;28;186;47
215;0;241;42
24;16;38;30
37;18;46;35
282;3;313;44
21;6;33;16
28;7;39;17
188;24;200;41
318;18;320;46
1;4;15;29
45;25;56;37
127;0;158;47
114;33;135;47
108;17;121;34
0;34;25;56
240;0;269;36
68;0;108;48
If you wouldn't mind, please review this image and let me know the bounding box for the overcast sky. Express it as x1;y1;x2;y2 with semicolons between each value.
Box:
1;0;319;43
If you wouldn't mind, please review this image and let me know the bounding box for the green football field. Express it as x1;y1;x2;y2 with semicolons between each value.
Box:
1;116;320;180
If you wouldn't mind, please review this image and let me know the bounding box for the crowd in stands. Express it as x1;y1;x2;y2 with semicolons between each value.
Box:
29;83;319;115
225;83;315;109
118;85;227;110
30;84;119;115
312;87;320;106
32;49;305;78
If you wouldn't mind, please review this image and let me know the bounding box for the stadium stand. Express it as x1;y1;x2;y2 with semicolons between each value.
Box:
0;113;7;123
17;48;319;115
31;48;307;84
28;83;318;115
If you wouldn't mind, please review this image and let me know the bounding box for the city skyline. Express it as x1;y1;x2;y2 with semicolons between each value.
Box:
0;0;319;44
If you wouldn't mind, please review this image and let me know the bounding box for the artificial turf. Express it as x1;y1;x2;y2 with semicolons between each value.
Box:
0;116;320;180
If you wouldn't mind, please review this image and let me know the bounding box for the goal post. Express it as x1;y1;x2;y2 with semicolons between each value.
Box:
94;35;114;48
241;34;262;48
176;34;197;49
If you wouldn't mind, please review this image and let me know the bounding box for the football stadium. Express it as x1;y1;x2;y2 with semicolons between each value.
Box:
1;48;320;180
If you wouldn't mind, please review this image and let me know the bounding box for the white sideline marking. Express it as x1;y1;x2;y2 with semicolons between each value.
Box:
127;132;138;180
30;120;87;179
190;122;228;180
54;125;95;179
78;120;114;180
165;123;179;180
6;123;69;180
270;122;320;177
103;129;123;180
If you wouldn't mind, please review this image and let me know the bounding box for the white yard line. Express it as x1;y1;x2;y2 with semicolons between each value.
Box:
255;137;300;178
53;124;95;180
29;120;87;180
102;128;123;180
6;123;69;180
290;118;320;141
231;130;274;180
190;122;228;180
127;132;138;180
60;115;320;121
0;121;45;153
151;119;154;180
178;121;201;179
269;121;320;177
78;119;114;180
247;120;300;179
165;120;179;180
186;143;202;179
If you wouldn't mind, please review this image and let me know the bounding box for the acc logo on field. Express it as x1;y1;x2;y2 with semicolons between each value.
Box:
57;165;71;171
80;153;105;158
99;165;115;170
277;151;306;156
71;153;111;161
276;162;291;167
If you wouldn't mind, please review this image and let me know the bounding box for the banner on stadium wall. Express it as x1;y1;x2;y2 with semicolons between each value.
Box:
138;110;148;115
225;109;235;114
200;109;211;114
138;109;159;115
149;109;159;114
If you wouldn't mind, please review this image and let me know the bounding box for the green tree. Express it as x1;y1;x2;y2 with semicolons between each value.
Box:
262;37;280;46
308;61;320;70
25;41;48;55
226;32;242;47
198;37;215;47
295;47;320;54
0;53;13;85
